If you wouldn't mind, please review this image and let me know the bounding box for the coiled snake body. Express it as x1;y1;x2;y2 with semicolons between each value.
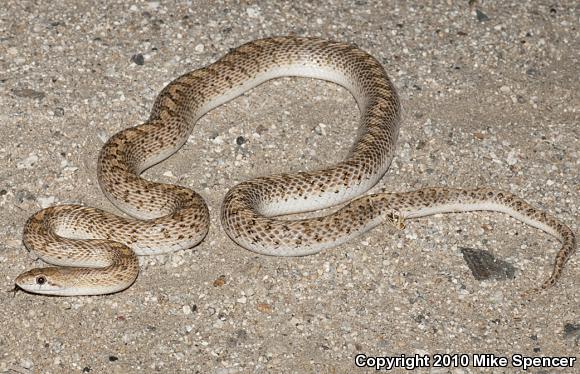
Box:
15;36;575;296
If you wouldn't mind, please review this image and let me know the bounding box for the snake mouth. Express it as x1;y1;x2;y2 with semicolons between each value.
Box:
10;284;74;298
9;284;51;297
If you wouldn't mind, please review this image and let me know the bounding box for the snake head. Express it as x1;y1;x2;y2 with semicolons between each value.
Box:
14;267;71;296
15;264;138;296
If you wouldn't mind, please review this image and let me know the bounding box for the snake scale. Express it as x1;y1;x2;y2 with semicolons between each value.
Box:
15;36;575;296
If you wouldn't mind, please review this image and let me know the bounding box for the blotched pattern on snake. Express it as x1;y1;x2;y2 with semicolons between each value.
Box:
15;36;575;296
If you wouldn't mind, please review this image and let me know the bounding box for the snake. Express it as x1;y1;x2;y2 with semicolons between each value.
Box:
14;36;575;296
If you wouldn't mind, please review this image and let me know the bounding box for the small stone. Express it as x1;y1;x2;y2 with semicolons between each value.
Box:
53;107;65;117
131;53;145;65
16;189;35;203
20;359;33;369
108;355;118;362
255;124;268;135
213;319;224;328
256;303;273;313
314;123;327;136
5;239;21;248
236;136;246;145
476;9;489;22
213;275;226;287
12;88;45;100
563;323;579;339
506;151;518;166
460;247;516;281
246;6;261;18
97;129;109;143
38;196;56;208
182;305;192;315
17;153;39;169
526;68;538;76
147;2;160;10
51;339;64;353
194;44;205;53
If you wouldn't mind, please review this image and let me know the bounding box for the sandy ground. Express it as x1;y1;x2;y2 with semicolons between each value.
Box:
0;1;578;373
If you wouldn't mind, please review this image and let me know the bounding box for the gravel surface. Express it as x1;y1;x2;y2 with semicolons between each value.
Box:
1;1;578;373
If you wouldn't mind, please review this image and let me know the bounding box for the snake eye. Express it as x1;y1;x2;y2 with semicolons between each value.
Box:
36;276;46;285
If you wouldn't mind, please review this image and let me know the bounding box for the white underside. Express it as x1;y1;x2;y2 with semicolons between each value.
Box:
404;202;561;240
199;65;366;117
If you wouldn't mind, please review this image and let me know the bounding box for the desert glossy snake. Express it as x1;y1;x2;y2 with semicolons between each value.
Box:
15;36;575;296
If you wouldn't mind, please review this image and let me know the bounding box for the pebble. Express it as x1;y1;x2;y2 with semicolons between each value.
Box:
213;320;224;329
236;136;246;145
97;129;109;143
506;150;518;165
215;367;239;374
51;339;64;353
12;88;45;100
20;359;33;370
461;248;516;281
490;291;505;304
147;2;159;10
211;135;224;145
313;123;327;136
563;323;580;339
256;303;273;314
476;9;490;22
53;107;65;117
17;153;39;169
246;6;261;18
131;53;145;65
37;195;56;208
213;275;226;287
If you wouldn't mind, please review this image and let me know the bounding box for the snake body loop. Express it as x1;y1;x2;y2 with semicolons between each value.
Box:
15;36;575;296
